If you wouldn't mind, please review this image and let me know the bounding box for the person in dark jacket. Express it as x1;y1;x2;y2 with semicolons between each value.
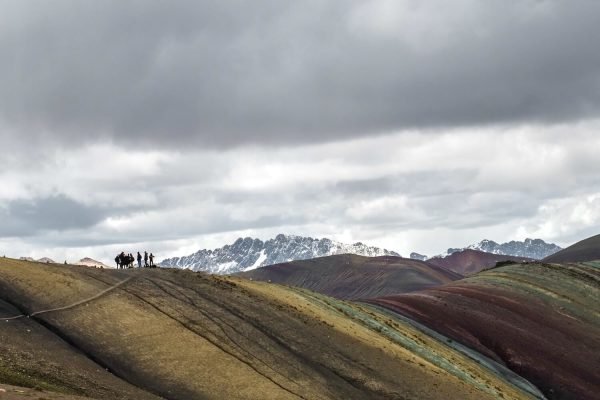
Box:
137;252;142;268
116;251;126;269
149;253;155;267
144;251;149;267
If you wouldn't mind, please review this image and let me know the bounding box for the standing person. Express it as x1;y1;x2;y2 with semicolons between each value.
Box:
114;254;120;269
137;252;142;268
144;251;149;268
149;253;155;267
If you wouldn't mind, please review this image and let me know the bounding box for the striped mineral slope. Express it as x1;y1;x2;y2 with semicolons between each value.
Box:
0;258;539;400
368;262;600;400
239;254;462;299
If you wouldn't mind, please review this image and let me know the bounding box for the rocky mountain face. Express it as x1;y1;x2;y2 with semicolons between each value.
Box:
435;238;562;260
160;234;400;274
161;235;561;274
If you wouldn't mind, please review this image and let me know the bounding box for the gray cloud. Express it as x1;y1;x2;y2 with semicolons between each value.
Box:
0;195;107;236
6;124;598;248
333;170;478;198
34;212;301;248
1;1;600;149
1;3;599;263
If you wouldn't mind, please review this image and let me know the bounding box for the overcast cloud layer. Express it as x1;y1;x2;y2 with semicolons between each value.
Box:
2;0;600;148
1;1;599;263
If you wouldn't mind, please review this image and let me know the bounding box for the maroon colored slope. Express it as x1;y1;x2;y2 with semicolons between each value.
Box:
427;249;532;275
239;254;462;300
367;262;600;400
543;233;600;263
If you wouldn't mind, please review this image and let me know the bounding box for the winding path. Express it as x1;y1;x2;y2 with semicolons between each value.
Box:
2;276;134;321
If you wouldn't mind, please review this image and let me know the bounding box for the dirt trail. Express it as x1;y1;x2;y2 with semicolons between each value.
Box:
2;276;134;321
0;260;160;400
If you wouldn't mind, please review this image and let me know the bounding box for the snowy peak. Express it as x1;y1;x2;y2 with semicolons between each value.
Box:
435;238;561;260
468;238;562;259
160;234;400;274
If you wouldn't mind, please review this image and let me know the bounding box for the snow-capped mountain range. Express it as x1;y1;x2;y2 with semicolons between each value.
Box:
428;238;562;260
160;234;400;274
162;235;562;275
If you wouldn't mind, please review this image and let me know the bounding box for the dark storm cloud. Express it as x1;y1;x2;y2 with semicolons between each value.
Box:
1;1;600;148
0;195;109;236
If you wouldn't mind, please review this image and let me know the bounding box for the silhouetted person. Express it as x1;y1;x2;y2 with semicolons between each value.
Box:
118;252;126;269
137;252;142;268
149;253;154;267
115;254;121;269
144;251;149;267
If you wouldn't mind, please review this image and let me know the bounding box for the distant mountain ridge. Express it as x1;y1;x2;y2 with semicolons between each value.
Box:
160;234;400;274
19;256;55;263
18;256;111;268
409;252;428;261
77;257;112;269
427;249;532;276
434;238;561;260
161;235;561;275
543;233;600;263
239;254;461;300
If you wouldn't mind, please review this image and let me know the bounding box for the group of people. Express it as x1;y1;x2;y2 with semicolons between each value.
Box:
115;251;155;269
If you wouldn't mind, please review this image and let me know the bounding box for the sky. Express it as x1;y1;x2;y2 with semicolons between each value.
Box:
1;0;600;264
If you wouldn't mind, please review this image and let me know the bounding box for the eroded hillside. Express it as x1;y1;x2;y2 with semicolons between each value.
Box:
0;258;540;400
369;261;600;400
